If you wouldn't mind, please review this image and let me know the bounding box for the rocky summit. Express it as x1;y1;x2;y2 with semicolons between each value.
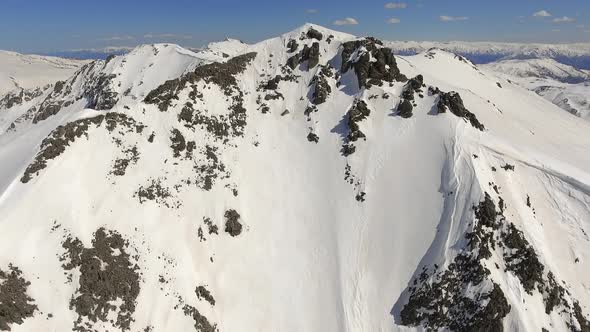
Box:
0;24;589;331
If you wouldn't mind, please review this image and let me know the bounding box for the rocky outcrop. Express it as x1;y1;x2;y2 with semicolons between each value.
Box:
341;37;407;88
287;42;320;70
400;192;590;331
347;100;370;142
0;265;38;331
306;28;323;41
21;113;145;183
339;99;371;156
84;73;118;110
310;65;333;105
61;228;140;331
432;89;485;131
0;88;43;110
224;209;243;236
286;39;299;53
145;52;257;112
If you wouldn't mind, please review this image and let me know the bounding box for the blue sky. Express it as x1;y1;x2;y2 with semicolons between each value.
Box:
1;0;589;53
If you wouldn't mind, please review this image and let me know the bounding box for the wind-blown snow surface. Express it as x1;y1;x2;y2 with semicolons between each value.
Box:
0;50;87;96
0;24;589;331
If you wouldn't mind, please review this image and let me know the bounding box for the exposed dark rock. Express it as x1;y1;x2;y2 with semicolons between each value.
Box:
307;132;319;143
145;52;257;112
84;73;119;110
341;144;356;157
347;100;370;143
0;264;38;331
182;304;217;332
22;113;144;183
105;54;116;64
195;286;215;306
402;190;590;330
437;91;485;131
32;99;64;124
355;192;366;202
224;209;243;237
203;217;218;235
170;129;187;158
501;164;515;171
286;53;301;70
501;223;544;294
0;88;43;110
573;301;590;332
135;178;173;207
526;195;531;208
53;81;65;94
306;28;323;40
111;146;140;176
341;38;407;88
262;76;281;90
286;42;320;70
61;228;140;331
400;194;510;331
286;39;299;53
310;65;332;105
264;92;284;100
397;100;413;118
176;99;247;143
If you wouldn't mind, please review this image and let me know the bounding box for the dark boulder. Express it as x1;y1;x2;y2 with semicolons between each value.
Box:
224;209;243;237
397;100;413;118
286;53;301;69
286;42;320;70
310;67;332;105
437;91;485;131
286;39;299;53
306;28;323;41
307;132;319;143
340;38;407;88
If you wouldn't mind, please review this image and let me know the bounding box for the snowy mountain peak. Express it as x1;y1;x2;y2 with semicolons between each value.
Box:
0;25;590;332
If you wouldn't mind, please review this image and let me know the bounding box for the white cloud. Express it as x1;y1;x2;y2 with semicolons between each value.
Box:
333;17;359;26
385;2;407;9
98;35;135;41
306;9;318;14
552;16;575;23
387;18;401;24
439;15;468;22
533;10;552;17
144;33;192;40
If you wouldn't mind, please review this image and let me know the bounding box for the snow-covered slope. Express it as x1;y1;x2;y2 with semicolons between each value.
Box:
483;58;590;119
1;24;589;332
0;50;87;96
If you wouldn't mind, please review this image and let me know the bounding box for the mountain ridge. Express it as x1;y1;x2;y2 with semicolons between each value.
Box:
0;24;589;332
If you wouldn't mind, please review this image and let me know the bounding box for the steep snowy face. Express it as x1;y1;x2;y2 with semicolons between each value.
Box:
0;50;88;96
1;24;590;332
